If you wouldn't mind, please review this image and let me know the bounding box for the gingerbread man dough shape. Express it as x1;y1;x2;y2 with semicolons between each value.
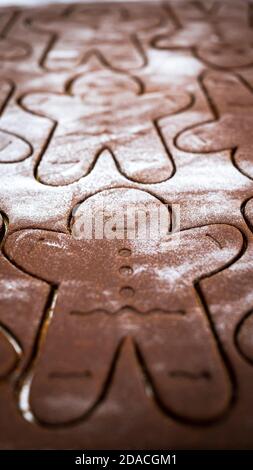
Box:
0;325;19;379
5;188;243;425
154;1;253;70
0;9;31;62
176;71;253;180
0;79;32;163
29;3;169;71
0;38;30;61
235;197;253;363
196;31;253;70
21;59;191;185
0;78;12;111
0;211;50;382
0;213;19;379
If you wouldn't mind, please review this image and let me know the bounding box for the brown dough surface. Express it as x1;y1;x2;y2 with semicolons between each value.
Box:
0;0;253;450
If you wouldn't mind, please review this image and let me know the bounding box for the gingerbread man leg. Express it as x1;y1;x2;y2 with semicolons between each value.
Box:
112;124;173;183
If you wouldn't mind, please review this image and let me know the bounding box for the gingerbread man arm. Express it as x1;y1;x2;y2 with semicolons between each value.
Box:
154;22;211;49
21;92;77;123
0;324;20;379
0;79;13;114
167;223;243;282
0;38;30;61
5;229;88;284
0;215;21;379
236;198;253;364
138;88;192;120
